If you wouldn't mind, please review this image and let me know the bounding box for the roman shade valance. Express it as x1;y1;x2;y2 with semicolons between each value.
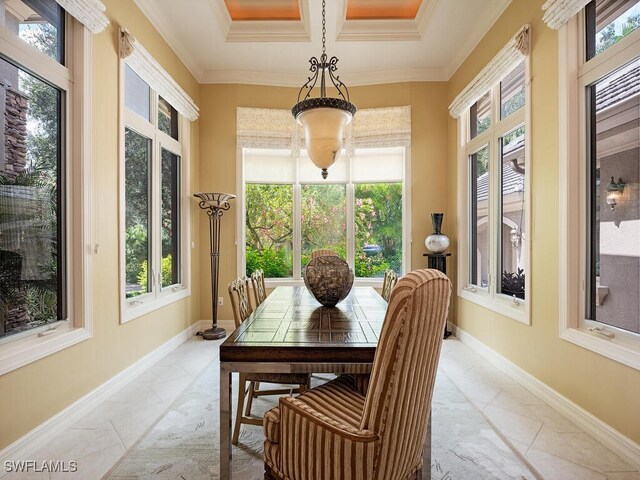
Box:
448;25;530;118
119;28;199;121
542;0;591;29
55;0;109;33
236;105;411;155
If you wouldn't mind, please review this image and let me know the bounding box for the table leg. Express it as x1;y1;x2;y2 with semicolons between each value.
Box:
220;365;232;479
422;411;431;480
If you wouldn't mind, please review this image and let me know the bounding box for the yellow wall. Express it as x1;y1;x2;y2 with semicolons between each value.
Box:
0;0;201;449
197;82;451;322
447;0;640;443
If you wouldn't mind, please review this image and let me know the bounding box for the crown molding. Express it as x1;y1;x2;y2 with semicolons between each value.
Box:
336;0;439;41
208;0;310;42
133;0;205;82
200;66;448;86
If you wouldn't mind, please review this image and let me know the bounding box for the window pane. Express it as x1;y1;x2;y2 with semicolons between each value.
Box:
125;65;151;122
301;184;346;269
501;61;525;119
0;58;62;338
125;128;152;298
161;149;180;288
354;183;402;278
470;91;491;139
0;0;64;63
587;0;640;59
245;184;293;278
499;126;526;299
158;96;178;140
470;146;489;287
589;57;640;333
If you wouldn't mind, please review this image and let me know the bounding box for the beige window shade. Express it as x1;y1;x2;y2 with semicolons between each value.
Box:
236;105;411;157
351;147;404;183
244;149;296;183
119;28;199;121
542;0;591;29
55;0;109;33
449;25;529;119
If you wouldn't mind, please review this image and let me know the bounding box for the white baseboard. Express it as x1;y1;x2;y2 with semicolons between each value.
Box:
449;324;640;470
0;321;202;475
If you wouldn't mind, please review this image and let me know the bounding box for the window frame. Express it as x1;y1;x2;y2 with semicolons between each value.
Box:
559;9;640;370
118;60;191;324
456;58;531;324
0;15;93;375
236;146;411;288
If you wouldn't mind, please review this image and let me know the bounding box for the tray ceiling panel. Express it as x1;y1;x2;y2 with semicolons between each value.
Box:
224;0;301;20
345;0;423;20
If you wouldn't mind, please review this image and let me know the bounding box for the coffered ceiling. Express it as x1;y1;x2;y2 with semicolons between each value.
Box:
134;0;513;86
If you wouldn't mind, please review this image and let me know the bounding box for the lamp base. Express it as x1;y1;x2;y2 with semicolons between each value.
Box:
201;326;227;340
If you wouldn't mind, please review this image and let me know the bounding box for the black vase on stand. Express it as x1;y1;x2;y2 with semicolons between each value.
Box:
425;213;450;253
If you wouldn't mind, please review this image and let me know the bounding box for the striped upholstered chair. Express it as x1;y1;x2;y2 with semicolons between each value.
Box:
228;277;309;446
263;269;451;480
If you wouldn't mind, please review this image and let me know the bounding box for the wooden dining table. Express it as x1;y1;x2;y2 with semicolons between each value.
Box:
218;285;432;479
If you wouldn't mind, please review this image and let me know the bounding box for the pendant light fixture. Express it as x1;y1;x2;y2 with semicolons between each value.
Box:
292;0;356;179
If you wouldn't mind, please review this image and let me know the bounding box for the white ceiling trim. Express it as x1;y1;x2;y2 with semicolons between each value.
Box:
208;0;311;42
133;0;204;81
336;0;439;41
200;66;448;86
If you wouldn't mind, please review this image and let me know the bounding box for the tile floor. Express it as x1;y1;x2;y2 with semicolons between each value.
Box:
4;334;639;479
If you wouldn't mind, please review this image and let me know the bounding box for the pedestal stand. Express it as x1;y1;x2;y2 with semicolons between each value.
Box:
423;252;452;339
195;192;235;340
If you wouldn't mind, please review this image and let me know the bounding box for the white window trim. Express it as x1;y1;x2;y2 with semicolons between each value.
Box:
235;146;412;287
118;61;192;324
456;59;532;325
558;13;640;370
0;18;93;376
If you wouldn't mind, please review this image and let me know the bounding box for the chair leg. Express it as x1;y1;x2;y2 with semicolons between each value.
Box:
244;381;256;416
232;374;247;445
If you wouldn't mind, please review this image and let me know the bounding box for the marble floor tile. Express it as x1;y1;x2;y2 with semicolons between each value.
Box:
526;448;606;480
110;402;170;448
606;472;640;480
482;404;543;446
531;426;636;473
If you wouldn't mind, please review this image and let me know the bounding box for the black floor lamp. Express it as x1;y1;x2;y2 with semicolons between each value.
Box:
194;192;235;340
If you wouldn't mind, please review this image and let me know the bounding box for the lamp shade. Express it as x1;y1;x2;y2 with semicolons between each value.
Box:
297;107;352;174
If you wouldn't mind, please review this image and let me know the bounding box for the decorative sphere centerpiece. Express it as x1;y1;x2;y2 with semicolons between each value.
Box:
425;213;450;253
303;255;354;307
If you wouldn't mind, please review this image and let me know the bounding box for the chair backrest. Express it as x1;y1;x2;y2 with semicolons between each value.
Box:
228;277;254;328
310;249;339;260
251;269;267;307
360;269;451;480
381;269;398;302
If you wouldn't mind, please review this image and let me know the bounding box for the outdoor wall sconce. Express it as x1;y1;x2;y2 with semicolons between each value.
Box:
606;176;625;210
510;227;521;248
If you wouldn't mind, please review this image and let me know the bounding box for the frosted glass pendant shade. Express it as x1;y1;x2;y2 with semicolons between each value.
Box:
297;107;353;178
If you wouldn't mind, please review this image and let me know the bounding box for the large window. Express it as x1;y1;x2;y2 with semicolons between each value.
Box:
560;0;640;369
121;64;189;321
242;147;407;282
459;59;529;323
0;1;91;374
